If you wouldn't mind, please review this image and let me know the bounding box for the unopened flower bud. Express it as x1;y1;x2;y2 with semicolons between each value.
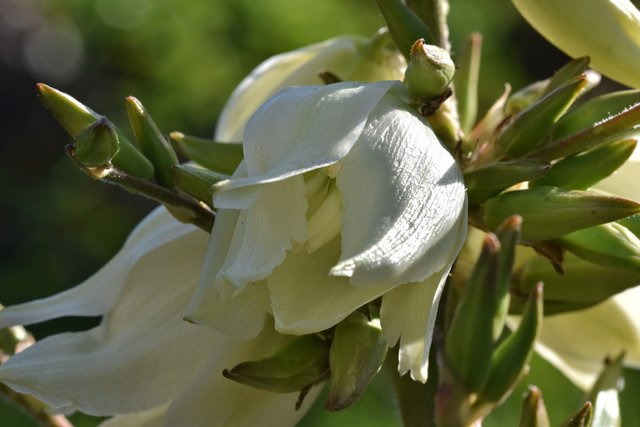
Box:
72;117;119;167
404;39;455;100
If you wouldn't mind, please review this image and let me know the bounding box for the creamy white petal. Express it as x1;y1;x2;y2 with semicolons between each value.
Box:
268;236;394;335
523;286;640;390
512;0;640;88
0;229;224;415
0;208;195;328
380;262;456;383
331;92;467;286
162;322;320;427
213;81;396;209
99;406;168;427
595;144;640;200
215;37;368;143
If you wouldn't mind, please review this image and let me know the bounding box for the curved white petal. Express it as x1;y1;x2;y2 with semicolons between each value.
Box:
512;0;640;88
331;92;467;286
215;36;406;143
99;406;167;427
596;144;640;200
268;236;394;335
0;207;195;328
213;81;396;209
162;322;320;427
0;229;224;415
523;286;640;390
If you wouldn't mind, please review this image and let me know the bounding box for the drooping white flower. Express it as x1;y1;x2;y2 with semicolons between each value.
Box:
0;209;319;425
216;33;406;142
512;0;640;88
187;80;468;382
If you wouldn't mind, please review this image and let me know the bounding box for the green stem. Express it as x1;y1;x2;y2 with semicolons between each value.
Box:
386;346;438;427
406;0;451;51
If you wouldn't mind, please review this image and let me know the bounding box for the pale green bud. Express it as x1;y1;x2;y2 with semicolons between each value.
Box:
171;164;227;206
72;117;119;167
518;386;550;427
404;39;455;100
169;132;243;175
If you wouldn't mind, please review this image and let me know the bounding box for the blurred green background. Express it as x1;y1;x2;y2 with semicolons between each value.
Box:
0;0;638;425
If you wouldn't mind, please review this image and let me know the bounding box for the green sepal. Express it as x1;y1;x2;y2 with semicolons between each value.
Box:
553;89;640;141
512;253;640;316
586;353;624;427
476;282;542;405
464;159;549;205
519;386;551;427
374;0;435;59
72;117;120;167
494;75;590;159
326;311;388;411
445;233;501;392
540;57;592;98
455;33;482;134
170;132;243;175
529;103;640;161
483;186;640;241
222;335;330;393
125;97;178;187
557;222;640;273
171;164;228;206
37;83;154;179
565;402;593;427
529;139;636;190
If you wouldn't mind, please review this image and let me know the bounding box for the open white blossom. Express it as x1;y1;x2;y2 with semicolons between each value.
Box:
512;0;640;88
188;80;468;382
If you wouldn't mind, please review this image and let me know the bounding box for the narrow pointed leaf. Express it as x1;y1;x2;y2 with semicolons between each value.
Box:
566;402;594;427
529;139;637;190
455;33;482;133
326;311;388;411
125;97;178;187
553;90;640;140
483;186;640;241
465;159;549;205
493;215;521;339
37;83;154;178
222;335;330;393
541;57;592;97
170;132;243;175
505;80;548;117
494;75;590;159
557;222;640;273
374;0;435;58
444;234;500;391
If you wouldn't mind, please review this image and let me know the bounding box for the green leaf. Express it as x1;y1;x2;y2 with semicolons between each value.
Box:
170;132;243;175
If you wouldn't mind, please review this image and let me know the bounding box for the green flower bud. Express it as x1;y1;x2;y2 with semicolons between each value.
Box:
171;164;227;206
529;139;637;190
455;33;482;133
72;117;120;167
404;39;455;100
493;74;591;159
374;0;435;59
37;83;154;179
530;103;640;161
169;132;243;175
125;97;178;188
445;233;501;392
477;283;542;406
326;311;388;411
222;335;330;393
518;386;550;427
586;353;624;427
566;402;593;427
557;222;640;273
483;186;640;241
552;89;640;141
464;159;549;205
